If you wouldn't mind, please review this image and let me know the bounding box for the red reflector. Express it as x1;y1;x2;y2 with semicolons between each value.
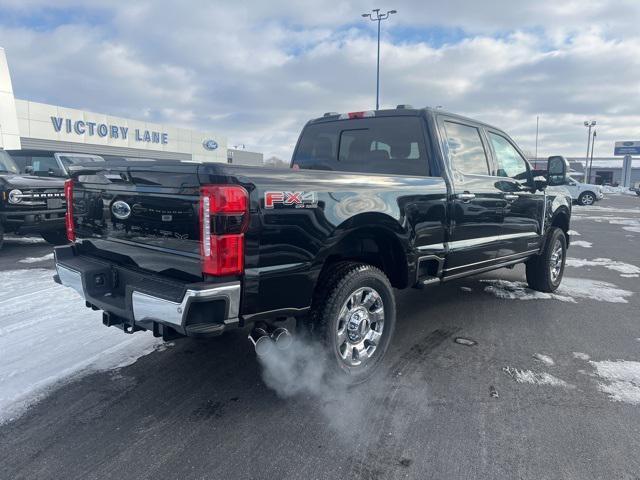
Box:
200;185;249;276
64;179;75;242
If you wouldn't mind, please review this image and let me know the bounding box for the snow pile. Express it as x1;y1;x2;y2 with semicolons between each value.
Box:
503;366;571;388
573;205;640;215
590;360;640;405
0;268;163;424
601;186;636;195
18;253;54;264
565;257;640;275
567;230;581;236
482;278;632;304
570;240;592;248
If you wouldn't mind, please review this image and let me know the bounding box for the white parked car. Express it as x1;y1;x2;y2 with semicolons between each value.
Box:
564;178;604;205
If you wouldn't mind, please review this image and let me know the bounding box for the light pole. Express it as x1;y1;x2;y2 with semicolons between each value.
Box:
583;120;596;181
362;8;397;110
588;130;596;183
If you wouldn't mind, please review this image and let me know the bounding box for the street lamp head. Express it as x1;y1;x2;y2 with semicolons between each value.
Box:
389;9;397;14
592;120;597;126
583;121;589;126
362;13;370;17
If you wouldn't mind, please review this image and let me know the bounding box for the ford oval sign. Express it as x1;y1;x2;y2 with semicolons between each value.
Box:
112;200;132;220
203;139;218;151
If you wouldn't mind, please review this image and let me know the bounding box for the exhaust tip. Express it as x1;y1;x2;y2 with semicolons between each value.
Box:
248;327;275;357
272;327;293;350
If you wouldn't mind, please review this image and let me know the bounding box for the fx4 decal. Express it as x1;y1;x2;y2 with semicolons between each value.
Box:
264;191;318;209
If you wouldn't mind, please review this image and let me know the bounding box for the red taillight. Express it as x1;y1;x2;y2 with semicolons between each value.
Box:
200;185;249;276
339;111;375;119
64;179;75;242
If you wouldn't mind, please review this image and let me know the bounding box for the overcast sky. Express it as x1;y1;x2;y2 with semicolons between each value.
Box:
1;0;639;161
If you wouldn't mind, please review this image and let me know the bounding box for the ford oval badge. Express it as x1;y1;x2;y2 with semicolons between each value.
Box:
203;139;218;151
112;200;132;220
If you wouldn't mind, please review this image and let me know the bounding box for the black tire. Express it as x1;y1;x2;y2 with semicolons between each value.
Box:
40;230;69;246
578;191;596;206
526;227;567;293
310;262;396;384
0;223;4;251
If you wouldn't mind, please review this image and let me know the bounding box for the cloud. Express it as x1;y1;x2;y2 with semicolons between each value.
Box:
1;0;639;160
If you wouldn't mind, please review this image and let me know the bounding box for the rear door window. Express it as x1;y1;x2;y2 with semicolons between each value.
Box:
442;121;490;175
293;116;430;176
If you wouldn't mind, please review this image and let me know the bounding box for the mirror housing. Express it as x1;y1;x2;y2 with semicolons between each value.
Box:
547;155;569;186
533;175;548;192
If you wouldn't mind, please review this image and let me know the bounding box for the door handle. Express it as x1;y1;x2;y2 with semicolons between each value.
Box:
456;192;476;202
504;194;519;202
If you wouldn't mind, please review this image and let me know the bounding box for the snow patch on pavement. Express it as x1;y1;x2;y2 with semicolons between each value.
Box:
589;360;640;405
482;278;632;304
565;257;640;275
567;230;581;236
0;268;164;424
573;352;590;361
621;274;639;278
573;205;640;215
503;367;572;388
459;286;472;292
623;226;640;233
18;253;54;264
3;235;46;244
533;353;555;366
571;240;592;248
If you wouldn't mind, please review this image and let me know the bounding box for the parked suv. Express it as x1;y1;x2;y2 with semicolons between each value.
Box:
564;178;604;205
0;149;67;249
54;107;573;383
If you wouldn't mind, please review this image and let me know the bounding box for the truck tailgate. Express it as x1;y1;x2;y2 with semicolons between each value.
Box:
72;162;203;280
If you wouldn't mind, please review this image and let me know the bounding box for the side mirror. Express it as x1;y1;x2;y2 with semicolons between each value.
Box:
547;155;569;186
533;175;548;191
25;166;34;175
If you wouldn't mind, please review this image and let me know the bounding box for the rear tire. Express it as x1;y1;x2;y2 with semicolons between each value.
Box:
41;230;69;246
310;262;396;384
526;227;567;293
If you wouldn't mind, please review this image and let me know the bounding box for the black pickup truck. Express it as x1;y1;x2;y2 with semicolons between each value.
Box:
54;107;572;382
0;149;67;249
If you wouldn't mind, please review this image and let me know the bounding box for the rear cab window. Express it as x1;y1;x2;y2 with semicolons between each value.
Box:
293;116;431;176
442;120;490;175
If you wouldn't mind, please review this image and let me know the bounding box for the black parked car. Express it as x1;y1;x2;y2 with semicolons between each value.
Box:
0;149;67;249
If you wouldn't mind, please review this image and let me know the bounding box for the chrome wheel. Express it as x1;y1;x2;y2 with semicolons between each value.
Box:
549;239;564;282
581;193;595;205
336;287;385;367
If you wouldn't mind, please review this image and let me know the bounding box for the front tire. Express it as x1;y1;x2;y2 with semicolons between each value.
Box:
310;262;396;384
526;227;567;293
41;230;69;246
578;191;596;205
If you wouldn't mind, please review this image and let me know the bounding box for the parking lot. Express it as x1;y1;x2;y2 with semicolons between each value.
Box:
0;193;638;480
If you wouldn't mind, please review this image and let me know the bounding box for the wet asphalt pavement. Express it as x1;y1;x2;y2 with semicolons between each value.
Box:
1;194;639;480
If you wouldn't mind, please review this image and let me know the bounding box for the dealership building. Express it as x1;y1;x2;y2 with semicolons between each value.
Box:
1;47;263;168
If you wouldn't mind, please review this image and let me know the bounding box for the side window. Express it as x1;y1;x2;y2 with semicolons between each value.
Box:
31;156;65;177
443;121;489;175
488;133;529;180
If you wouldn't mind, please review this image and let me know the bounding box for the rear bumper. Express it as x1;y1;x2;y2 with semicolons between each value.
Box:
54;244;240;337
0;208;65;234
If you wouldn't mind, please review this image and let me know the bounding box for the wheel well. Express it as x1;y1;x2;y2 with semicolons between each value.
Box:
551;210;570;235
320;228;408;289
